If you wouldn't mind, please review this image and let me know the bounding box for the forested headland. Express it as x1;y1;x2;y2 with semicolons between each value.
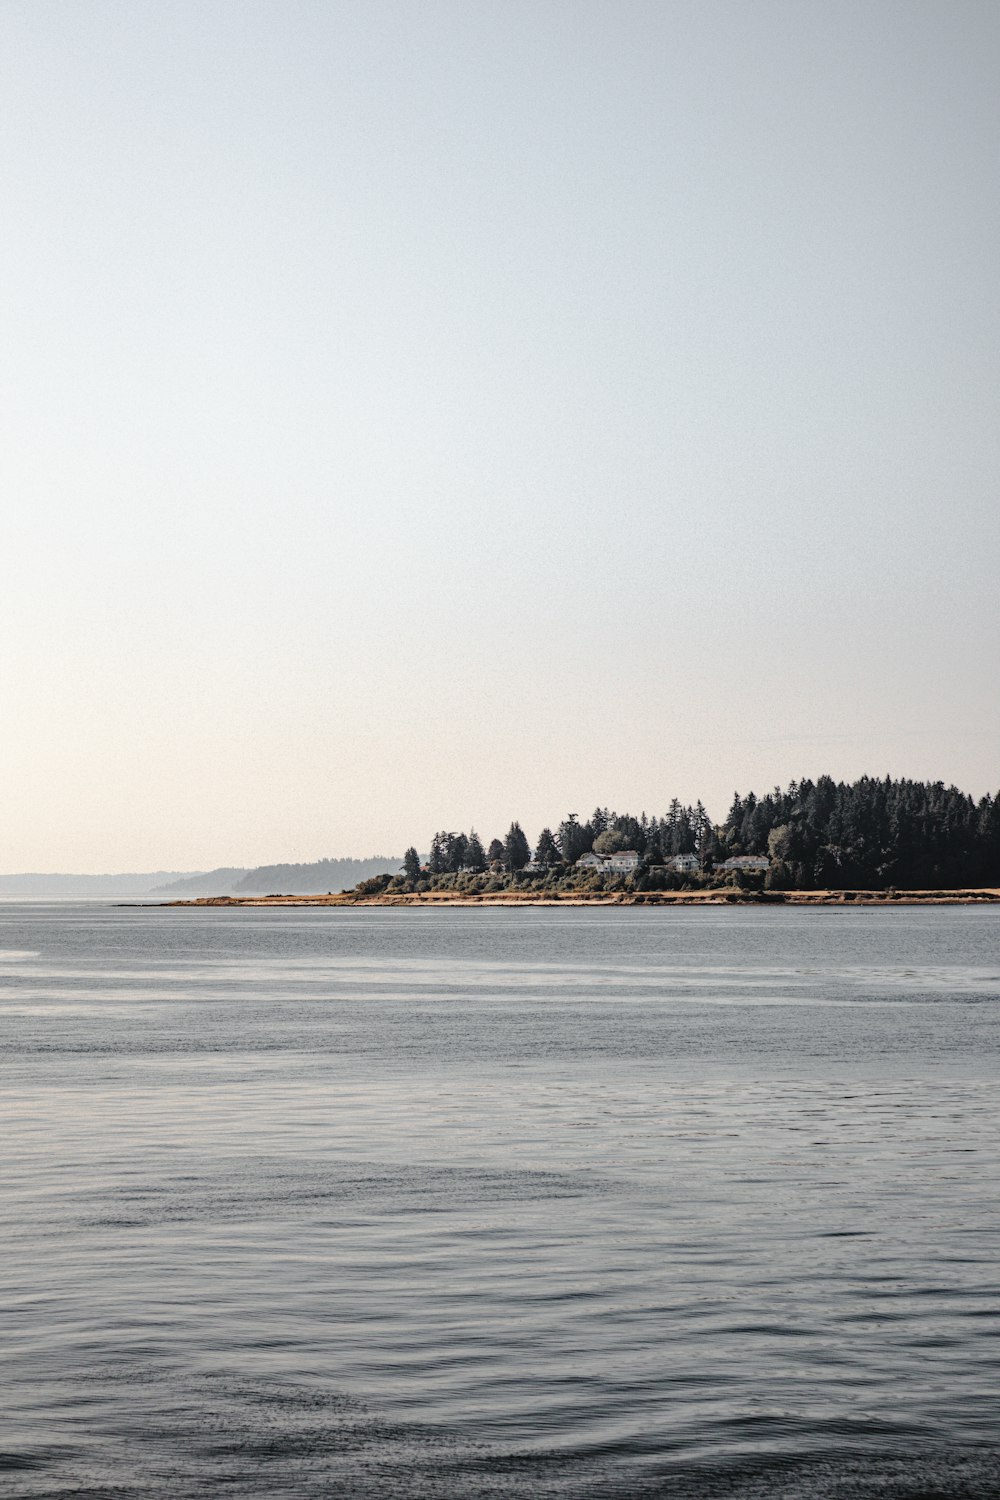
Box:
357;776;1000;897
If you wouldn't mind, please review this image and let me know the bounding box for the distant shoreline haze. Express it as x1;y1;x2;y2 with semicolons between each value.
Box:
0;858;402;897
0;872;200;896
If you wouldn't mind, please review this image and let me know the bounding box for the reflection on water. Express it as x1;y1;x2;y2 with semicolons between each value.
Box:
2;904;999;1497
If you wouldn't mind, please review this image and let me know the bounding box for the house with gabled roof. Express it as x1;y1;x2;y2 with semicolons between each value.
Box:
667;853;700;874
575;849;641;874
605;849;640;873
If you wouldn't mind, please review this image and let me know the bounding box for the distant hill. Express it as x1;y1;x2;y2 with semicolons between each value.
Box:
232;857;402;894
0;856;403;899
153;857;402;896
151;868;249;896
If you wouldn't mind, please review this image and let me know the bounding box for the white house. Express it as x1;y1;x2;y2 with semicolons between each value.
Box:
667;853;700;874
575;849;640;874
605;849;640;873
717;855;770;873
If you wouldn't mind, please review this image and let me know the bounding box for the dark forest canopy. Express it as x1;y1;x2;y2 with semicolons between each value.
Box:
400;777;1000;892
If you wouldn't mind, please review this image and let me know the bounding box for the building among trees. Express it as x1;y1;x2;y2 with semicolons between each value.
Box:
400;777;1000;895
576;849;639;873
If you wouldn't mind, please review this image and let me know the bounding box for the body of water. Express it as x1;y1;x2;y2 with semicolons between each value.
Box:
2;903;999;1497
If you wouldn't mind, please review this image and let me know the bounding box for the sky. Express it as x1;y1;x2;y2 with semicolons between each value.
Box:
1;0;998;871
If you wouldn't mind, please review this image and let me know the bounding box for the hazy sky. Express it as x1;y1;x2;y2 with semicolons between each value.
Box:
2;0;998;870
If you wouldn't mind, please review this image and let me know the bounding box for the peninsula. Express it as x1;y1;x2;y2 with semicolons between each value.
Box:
158;775;1000;908
154;780;1000;906
165;887;1000;908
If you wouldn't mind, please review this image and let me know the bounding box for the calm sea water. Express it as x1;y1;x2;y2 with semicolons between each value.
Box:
2;902;999;1498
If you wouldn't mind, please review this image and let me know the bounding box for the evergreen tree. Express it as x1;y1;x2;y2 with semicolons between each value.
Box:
666;799;690;853
428;832;446;875
446;832;468;872
644;828;663;864
486;837;505;867
465;830;486;873
534;828;562;865
699;826;725;871
504;822;531;871
723;792;744;851
611;814;644;850
402;847;421;881
557;814;592;863
673;806;695;854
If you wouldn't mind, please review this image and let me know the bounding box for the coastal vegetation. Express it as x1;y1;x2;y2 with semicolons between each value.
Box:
379;777;1000;897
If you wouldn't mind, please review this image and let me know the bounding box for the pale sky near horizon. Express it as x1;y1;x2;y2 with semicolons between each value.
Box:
2;0;998;871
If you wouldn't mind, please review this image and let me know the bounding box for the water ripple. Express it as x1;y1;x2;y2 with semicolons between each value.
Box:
1;902;998;1496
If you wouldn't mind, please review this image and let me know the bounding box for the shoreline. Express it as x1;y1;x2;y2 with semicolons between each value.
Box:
154;887;1000;909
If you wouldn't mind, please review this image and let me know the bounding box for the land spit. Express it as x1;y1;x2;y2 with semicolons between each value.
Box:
158;888;1000;909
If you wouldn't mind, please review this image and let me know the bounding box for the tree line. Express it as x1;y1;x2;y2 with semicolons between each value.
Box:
399;776;1000;890
723;776;1000;889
